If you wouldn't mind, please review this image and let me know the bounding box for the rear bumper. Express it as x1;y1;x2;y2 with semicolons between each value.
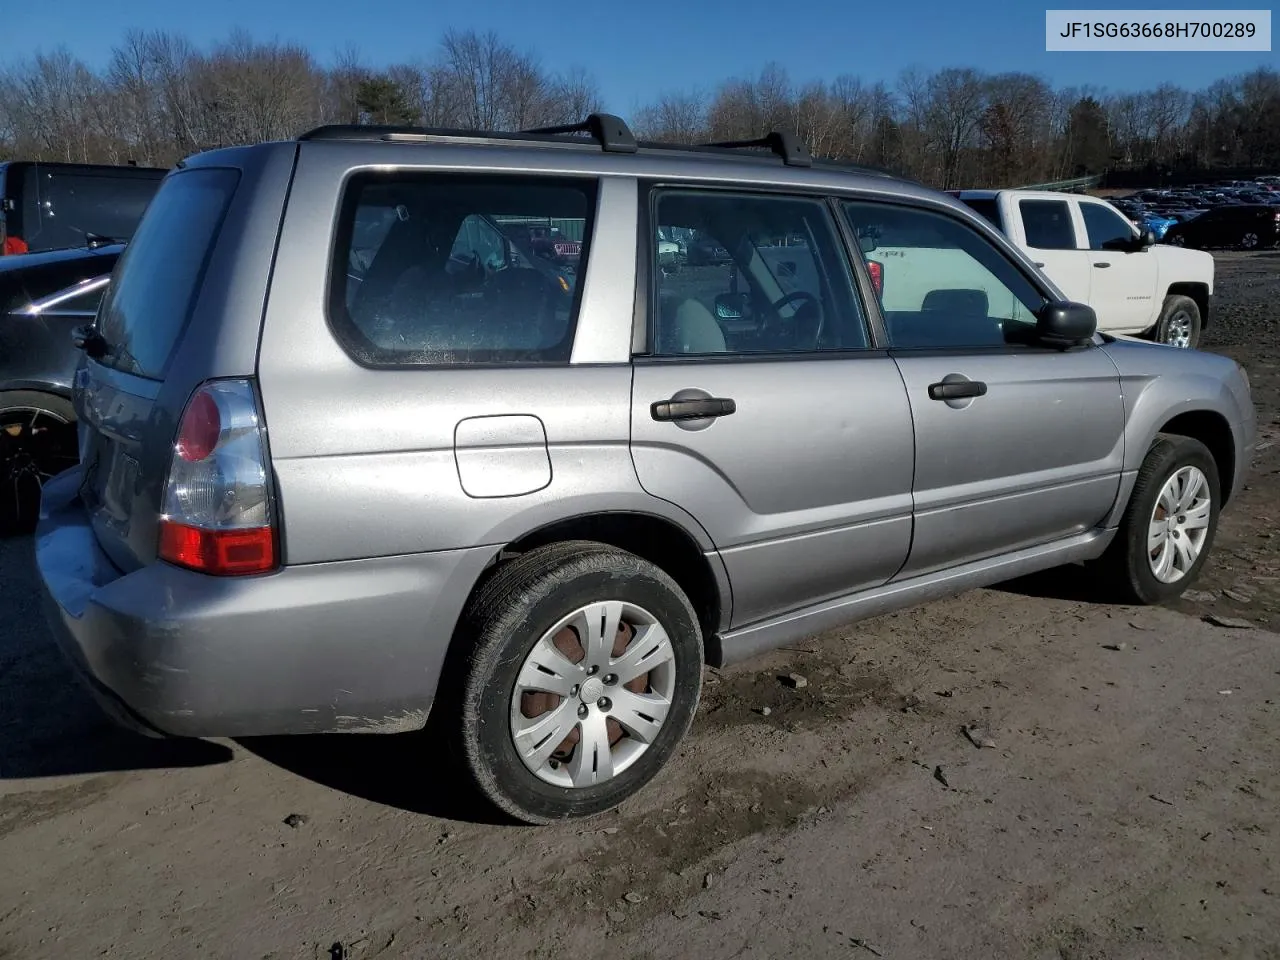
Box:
35;467;496;738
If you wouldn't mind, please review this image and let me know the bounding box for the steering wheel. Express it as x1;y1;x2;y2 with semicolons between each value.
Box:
764;289;824;346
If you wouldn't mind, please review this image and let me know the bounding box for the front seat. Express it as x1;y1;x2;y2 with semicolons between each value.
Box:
664;298;727;354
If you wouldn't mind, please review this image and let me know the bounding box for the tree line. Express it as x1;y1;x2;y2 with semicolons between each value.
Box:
2;28;1278;189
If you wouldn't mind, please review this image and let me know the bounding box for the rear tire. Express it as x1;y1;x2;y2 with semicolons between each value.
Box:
1093;434;1220;605
1152;294;1201;349
0;391;78;537
456;541;704;824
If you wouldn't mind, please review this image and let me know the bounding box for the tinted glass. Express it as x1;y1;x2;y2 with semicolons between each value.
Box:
960;198;1003;231
843;200;1047;350
330;174;595;365
1019;199;1077;250
650;190;868;356
96;168;239;380
20;166;162;252
1080;202;1136;250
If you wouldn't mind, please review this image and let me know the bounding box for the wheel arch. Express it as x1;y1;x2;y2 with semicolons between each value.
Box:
1155;410;1236;506
475;510;732;666
1164;282;1211;330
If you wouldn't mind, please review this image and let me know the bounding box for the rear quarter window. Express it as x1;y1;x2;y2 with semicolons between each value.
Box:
328;173;597;366
95;168;240;380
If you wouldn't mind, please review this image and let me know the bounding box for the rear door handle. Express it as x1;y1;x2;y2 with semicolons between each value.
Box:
928;380;987;401
1093;261;1111;268
651;397;736;421
1033;261;1045;267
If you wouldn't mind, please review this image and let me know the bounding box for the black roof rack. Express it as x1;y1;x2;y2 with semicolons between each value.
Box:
520;113;637;154
702;131;812;167
294;114;910;181
296;112;639;153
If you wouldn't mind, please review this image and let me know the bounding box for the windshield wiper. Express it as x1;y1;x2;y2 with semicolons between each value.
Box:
84;233;125;249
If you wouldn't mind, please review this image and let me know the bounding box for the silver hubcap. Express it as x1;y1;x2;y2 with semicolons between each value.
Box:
1162;310;1193;348
1242;232;1258;248
1147;465;1212;583
510;600;676;788
1170;235;1185;246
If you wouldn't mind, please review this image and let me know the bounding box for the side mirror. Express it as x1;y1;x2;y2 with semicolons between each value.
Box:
715;292;749;321
1035;300;1096;348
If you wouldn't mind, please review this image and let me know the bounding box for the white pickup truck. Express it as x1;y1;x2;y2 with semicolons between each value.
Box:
949;189;1215;348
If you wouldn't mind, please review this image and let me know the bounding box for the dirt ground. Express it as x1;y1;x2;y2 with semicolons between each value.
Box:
1;252;1278;960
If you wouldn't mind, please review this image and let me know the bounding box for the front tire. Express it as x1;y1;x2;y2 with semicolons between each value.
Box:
1152;294;1201;349
1094;434;1220;605
457;541;704;824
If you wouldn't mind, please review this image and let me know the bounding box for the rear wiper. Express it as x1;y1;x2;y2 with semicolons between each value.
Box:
71;324;109;359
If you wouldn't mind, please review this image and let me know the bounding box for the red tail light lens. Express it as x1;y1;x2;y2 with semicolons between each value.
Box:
2;235;28;256
867;260;884;298
175;390;221;461
159;379;277;576
159;522;276;576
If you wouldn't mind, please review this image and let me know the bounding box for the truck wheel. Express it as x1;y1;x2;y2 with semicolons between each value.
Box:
1152;295;1201;349
456;541;703;824
1;391;78;537
1092;434;1220;605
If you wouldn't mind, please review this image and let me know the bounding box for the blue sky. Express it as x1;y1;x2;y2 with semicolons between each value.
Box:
7;0;1275;111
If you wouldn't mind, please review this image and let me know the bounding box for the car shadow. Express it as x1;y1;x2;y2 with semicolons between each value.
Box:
0;536;232;779
989;562;1128;605
236;721;516;825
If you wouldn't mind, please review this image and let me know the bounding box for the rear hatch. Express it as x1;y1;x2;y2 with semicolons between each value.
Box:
75;167;241;573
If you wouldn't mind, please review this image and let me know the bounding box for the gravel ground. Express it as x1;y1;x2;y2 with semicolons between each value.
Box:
1;252;1278;959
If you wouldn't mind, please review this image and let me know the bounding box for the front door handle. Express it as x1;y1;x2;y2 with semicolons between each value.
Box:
928;380;987;401
1093;261;1111;268
651;397;736;421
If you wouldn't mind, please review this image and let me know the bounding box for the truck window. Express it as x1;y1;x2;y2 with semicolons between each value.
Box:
1080;202;1136;250
960;198;1003;231
1019;199;1076;250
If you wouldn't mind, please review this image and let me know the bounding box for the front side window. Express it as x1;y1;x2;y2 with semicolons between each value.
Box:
650;190;869;356
1019;199;1077;250
843;200;1048;350
1081;202;1137;250
330;174;594;366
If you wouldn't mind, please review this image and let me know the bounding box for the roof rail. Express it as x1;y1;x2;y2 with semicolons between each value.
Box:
521;113;638;154
296;113;639;154
702;131;812;167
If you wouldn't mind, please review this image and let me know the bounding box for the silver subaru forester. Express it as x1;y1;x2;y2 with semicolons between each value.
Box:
35;115;1255;824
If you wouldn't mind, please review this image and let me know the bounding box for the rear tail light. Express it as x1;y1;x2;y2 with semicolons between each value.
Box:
2;235;28;256
158;379;278;576
867;259;884;298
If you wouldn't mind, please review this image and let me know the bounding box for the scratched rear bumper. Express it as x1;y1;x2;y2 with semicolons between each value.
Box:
35;466;495;738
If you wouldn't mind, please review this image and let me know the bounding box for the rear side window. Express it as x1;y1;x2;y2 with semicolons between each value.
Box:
95;168;240;380
1019;199;1077;250
329;173;597;366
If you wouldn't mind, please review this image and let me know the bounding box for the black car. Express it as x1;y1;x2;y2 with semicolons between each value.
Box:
1163;204;1280;250
0;243;121;533
1;160;167;257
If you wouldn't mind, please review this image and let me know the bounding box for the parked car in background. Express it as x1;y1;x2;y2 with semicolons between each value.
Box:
0;242;120;533
1163;204;1280;250
1136;210;1178;240
949;189;1214;347
33;116;1255;826
0;160;167;257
